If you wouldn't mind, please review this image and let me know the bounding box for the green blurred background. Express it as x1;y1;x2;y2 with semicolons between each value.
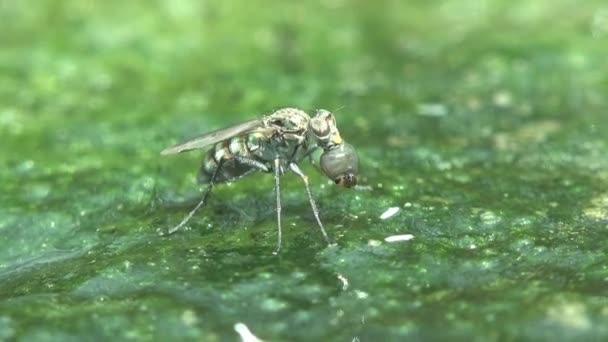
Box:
1;0;607;340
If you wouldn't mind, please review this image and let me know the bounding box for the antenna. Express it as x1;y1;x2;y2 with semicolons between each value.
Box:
332;105;346;113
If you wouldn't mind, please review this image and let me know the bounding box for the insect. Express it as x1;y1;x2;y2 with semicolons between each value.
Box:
161;107;359;254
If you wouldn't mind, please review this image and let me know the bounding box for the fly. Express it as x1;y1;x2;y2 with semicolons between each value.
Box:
161;107;359;254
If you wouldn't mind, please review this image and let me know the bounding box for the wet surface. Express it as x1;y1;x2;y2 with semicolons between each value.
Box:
1;1;607;340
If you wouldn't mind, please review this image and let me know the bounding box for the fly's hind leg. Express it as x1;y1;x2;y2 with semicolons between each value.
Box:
289;163;334;246
236;155;285;255
222;155;283;255
165;155;268;236
164;158;226;235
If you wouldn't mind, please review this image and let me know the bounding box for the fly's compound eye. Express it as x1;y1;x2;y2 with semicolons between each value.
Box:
310;109;339;139
310;115;331;138
320;142;359;188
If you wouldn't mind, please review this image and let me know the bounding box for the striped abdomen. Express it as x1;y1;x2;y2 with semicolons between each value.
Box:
197;134;265;184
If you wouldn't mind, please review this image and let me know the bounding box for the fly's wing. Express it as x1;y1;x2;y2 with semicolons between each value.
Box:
161;118;266;155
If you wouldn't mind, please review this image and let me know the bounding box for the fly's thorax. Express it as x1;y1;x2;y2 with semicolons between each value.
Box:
309;109;343;149
254;131;312;164
244;108;314;164
265;108;311;133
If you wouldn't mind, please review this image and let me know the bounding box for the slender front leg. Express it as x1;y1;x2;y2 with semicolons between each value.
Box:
233;155;270;172
165;159;226;235
273;158;283;255
289;163;333;246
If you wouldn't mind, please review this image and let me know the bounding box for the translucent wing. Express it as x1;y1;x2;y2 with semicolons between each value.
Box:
161;118;265;155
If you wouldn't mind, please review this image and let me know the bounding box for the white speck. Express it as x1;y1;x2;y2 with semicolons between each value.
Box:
355;290;369;299
337;273;349;290
404;202;412;207
367;239;382;247
384;234;414;243
17;159;35;172
380;207;400;220
181;310;198;326
234;323;264;342
493;90;512;107
469;244;477;250
547;302;591;330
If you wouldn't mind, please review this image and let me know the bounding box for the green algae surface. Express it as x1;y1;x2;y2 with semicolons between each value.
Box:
1;1;608;341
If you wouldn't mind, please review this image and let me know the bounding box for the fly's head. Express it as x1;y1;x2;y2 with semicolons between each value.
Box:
310;110;359;188
310;109;343;148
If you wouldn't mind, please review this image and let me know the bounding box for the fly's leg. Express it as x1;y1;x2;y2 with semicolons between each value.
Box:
289;163;334;246
165;155;268;236
273;158;283;255
233;155;270;172
165;158;226;235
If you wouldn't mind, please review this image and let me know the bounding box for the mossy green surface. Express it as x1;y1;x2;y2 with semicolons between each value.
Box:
1;1;608;340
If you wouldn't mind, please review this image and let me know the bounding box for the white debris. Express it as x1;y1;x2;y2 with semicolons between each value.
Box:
367;239;382;247
384;234;414;243
355;290;369;299
380;207;400;220
337;273;349;290
234;322;264;342
493;90;513;107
